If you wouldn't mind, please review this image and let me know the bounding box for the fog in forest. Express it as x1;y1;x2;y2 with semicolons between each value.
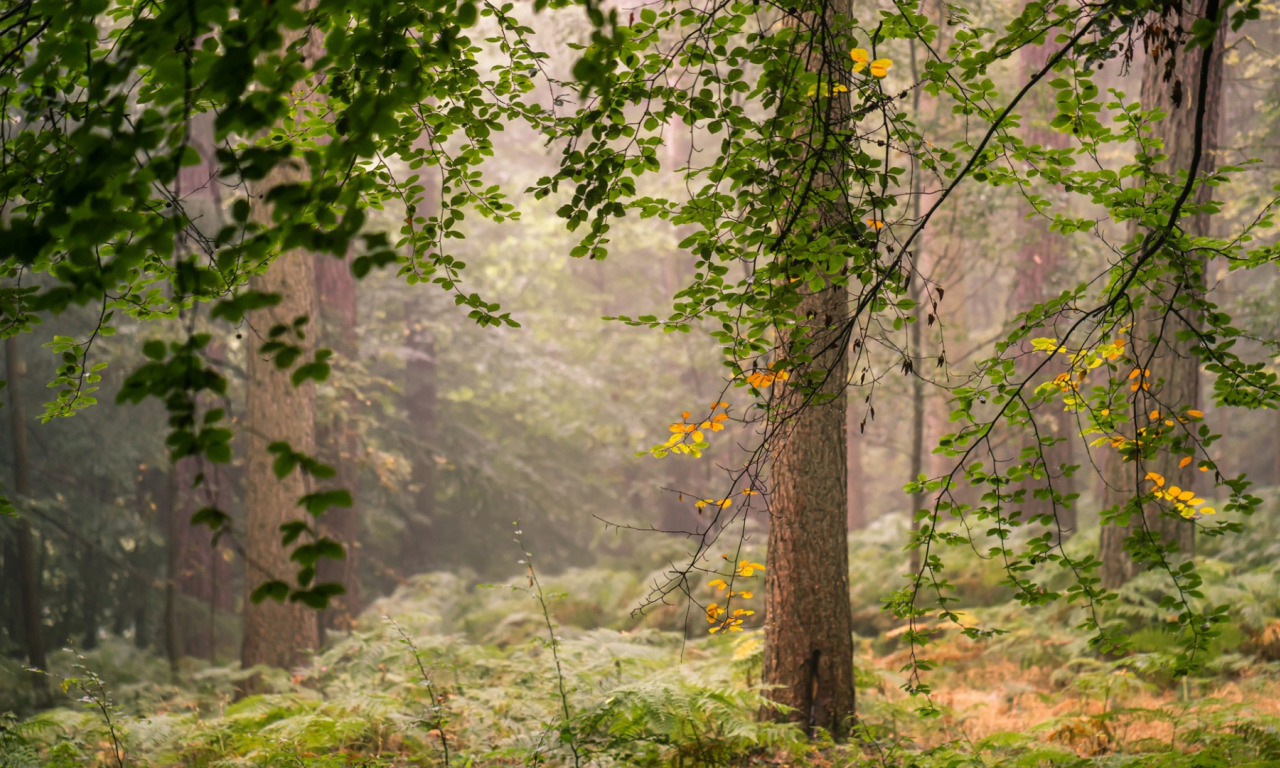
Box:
3;0;1280;763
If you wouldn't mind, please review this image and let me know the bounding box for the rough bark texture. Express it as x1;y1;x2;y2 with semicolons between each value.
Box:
5;336;48;701
1100;0;1224;588
763;282;855;737
761;1;856;731
1014;40;1076;540
241;232;320;671
239;4;325;675
315;253;362;635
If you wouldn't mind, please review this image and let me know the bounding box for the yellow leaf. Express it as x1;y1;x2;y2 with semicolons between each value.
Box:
1185;409;1204;418
1200;506;1216;515
682;411;691;419
865;218;885;230
850;47;869;71
1149;410;1160;420
708;579;728;592
741;488;759;495
732;609;755;616
1168;485;1183;498
1189;497;1205;505
1145;472;1165;487
1179;457;1192;468
738;591;753;599
1177;490;1195;502
869;58;893;77
692;430;705;442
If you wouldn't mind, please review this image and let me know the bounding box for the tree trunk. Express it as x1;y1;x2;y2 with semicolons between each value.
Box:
763;279;856;737
1100;0;1224;588
5;335;49;703
761;0;856;735
239;5;325;677
164;462;182;681
241;245;321;671
314;252;361;638
401;313;437;576
1014;40;1076;541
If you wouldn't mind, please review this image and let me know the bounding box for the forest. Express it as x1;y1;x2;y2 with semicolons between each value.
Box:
2;0;1280;763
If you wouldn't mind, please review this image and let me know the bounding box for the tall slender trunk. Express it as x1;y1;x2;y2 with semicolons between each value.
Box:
1014;40;1077;541
761;0;856;737
401;312;437;576
908;270;926;573
5;335;48;703
314;252;361;639
1100;0;1224;588
164;462;182;681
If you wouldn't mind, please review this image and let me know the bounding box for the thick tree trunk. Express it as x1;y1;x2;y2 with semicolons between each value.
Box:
239;4;325;676
761;2;856;731
1100;0;1224;588
315;252;361;637
240;164;321;674
241;242;320;671
763;281;855;738
5;336;48;703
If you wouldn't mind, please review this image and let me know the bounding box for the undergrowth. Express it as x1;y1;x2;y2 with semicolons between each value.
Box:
3;504;1280;767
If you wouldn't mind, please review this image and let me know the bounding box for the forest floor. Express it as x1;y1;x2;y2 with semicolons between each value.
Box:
3;513;1280;766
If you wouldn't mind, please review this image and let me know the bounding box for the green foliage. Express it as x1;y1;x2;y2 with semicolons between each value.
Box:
4;530;1280;767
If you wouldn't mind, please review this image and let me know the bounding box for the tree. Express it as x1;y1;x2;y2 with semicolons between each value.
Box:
241;214;322;673
400;307;438;577
1100;0;1226;588
758;0;857;737
4;335;48;703
1011;39;1077;542
314;252;363;635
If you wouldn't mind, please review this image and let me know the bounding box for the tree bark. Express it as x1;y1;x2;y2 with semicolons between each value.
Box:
1100;0;1224;588
315;252;361;637
164;462;182;680
239;4;325;677
1014;40;1076;541
241;213;321;674
761;0;856;736
401;312;437;576
5;335;48;703
763;280;856;737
